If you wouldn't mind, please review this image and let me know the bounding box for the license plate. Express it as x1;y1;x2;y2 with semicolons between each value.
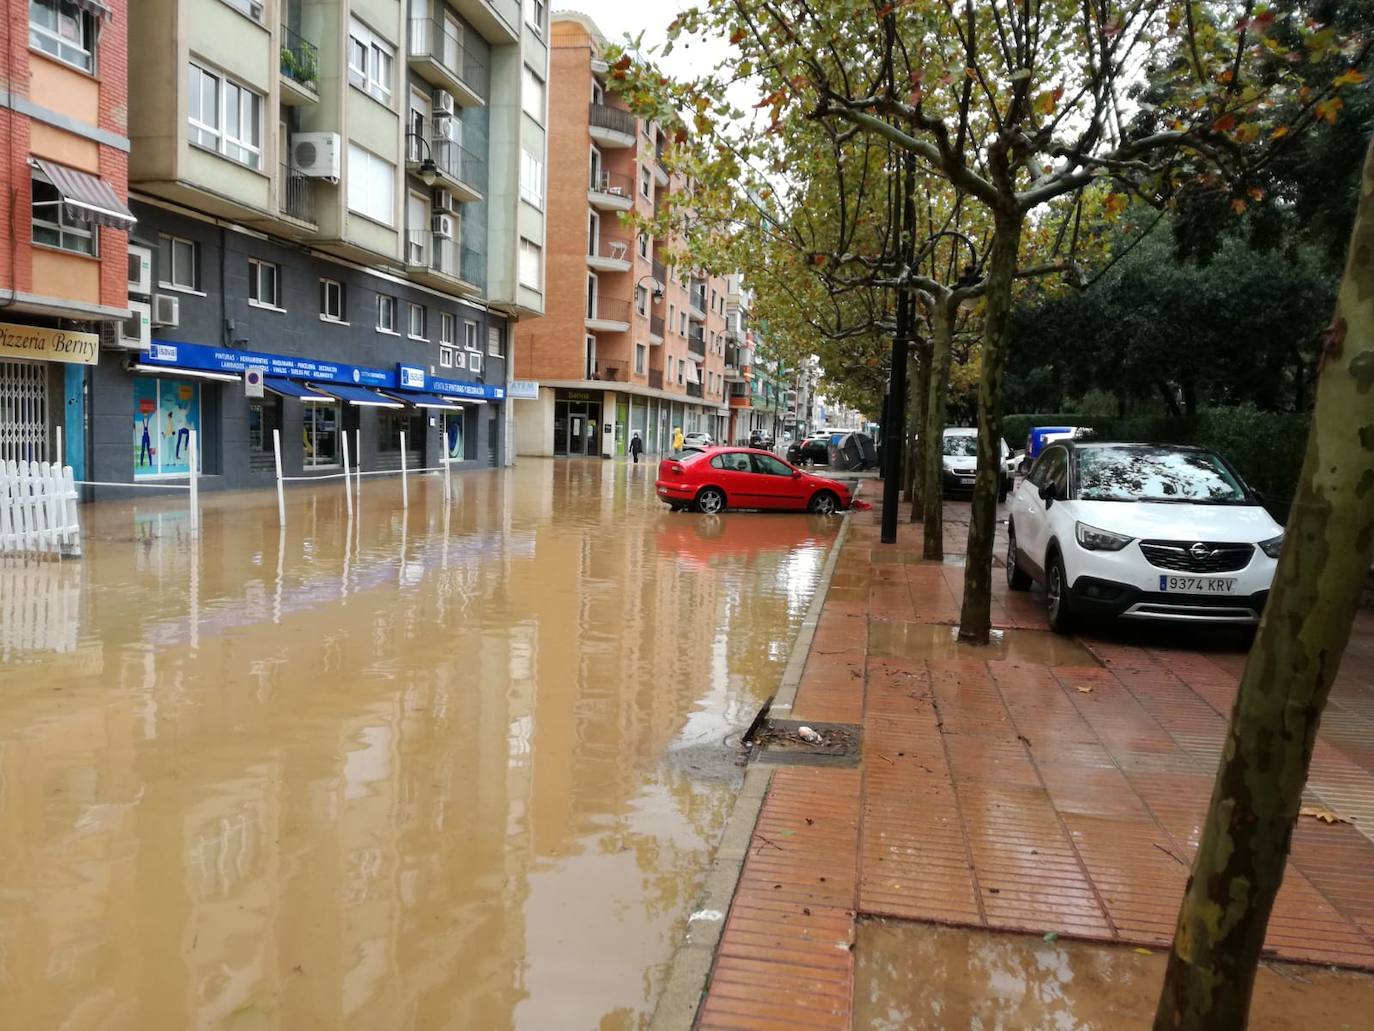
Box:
958;477;975;485
1160;576;1236;594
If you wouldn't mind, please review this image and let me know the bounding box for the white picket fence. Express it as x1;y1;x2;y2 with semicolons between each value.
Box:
0;459;82;557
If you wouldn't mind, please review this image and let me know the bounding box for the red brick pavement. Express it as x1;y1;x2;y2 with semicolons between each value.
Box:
698;506;1374;1028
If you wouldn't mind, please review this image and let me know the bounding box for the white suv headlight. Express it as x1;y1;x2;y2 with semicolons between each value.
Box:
1259;533;1283;559
1075;522;1134;552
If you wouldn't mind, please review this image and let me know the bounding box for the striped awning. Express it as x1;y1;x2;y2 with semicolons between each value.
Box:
32;159;136;230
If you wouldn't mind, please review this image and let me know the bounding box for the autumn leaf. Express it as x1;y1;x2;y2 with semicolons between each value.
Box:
1315;97;1344;124
1104;193;1127;218
729;27;746;45
1248;186;1265;202
1075;685;1094;694
1035;86;1063;117
1213;112;1237;133
1333;69;1367;88
1231;198;1248;214
1299;804;1353;824
1233;122;1260;143
1270;125;1290;140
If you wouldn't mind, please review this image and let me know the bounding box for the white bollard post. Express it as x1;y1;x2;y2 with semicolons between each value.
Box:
188;429;199;528
341;428;354;517
55;425;63;469
355;428;362;493
273;428;286;527
400;430;409;509
443;450;451;503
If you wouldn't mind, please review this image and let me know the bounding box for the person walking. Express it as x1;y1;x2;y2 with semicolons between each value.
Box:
672;426;684;455
629;431;643;465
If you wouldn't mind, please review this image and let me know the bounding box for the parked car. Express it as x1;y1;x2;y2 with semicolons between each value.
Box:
655;447;853;514
787;435;831;466
1021;425;1093;472
748;430;775;450
941;428;1016;501
681;431;714;450
1005;441;1283;632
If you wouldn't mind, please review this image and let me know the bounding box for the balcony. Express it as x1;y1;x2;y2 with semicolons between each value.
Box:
686;381;703;399
724;345;745;381
651;259;667;291
687;329;706;358
449;0;518;45
279;23;320;104
649;315;664;343
648;369;664;390
587;170;634;211
585;296;631;333
405;229;481;295
278;163;317;225
460;239;486;294
591;359;629;382
408;133;483;203
688;287;707;322
587;233;632;273
408;18;488;107
589;103;636;148
652;140;669;187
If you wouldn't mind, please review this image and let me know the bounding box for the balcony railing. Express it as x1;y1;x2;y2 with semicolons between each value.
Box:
652;259;667;288
589;103;637;137
649;315;665;338
593;359;628;382
409;17;489;100
589;233;632;263
589;169;634;200
280;23;319;92
431;137;484;193
587;296;631;324
689;286;708;312
405;230;465;280
648;369;664;389
686;381;703;398
461;240;486;292
725;344;740;368
687;330;706;357
279;163;316;223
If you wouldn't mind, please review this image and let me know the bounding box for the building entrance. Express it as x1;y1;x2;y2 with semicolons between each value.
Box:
554;395;602;456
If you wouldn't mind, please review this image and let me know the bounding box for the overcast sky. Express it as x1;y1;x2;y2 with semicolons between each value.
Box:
551;1;735;83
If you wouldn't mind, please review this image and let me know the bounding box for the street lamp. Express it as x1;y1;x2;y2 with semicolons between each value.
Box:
406;133;439;187
636;274;664;301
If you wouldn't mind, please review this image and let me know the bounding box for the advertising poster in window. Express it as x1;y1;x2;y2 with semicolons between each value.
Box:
134;377;200;478
444;410;463;461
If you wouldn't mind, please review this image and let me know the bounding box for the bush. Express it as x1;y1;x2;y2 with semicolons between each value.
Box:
1001;407;1310;522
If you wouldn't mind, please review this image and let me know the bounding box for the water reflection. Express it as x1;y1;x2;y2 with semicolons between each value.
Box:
0;460;836;1029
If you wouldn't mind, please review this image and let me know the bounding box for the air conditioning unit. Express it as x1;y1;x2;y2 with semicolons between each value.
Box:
127;244;152;297
432;188;455;213
291;132;342;181
432;89;455;116
122;300;152;350
433;114;458;141
152;293;180;328
431;213;456;239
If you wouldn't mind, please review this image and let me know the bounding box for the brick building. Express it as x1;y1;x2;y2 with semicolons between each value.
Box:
0;0;135;479
512;11;733;458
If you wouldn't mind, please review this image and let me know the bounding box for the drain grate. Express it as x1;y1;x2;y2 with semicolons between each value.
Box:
747;719;862;768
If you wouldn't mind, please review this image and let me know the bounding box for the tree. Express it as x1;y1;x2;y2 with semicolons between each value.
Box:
1154;133;1374;1031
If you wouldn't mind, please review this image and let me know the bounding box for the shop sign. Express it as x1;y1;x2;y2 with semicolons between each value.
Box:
508;380;540;400
0;322;99;365
397;364;426;390
142;338;503;399
558;389;596;402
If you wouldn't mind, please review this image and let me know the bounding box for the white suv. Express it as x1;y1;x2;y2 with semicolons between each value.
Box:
1006;442;1284;632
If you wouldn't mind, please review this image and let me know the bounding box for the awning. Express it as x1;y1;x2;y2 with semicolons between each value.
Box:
71;0;112;18
32;159;136;231
440;395;486;405
312;383;402;408
265;377;332;402
685;361;701;385
131;364;240;382
382;390;460;410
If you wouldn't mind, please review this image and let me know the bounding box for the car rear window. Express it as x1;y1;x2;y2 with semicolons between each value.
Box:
1076;446;1248;504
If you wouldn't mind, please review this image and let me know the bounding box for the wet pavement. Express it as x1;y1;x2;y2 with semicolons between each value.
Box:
0;460;840;1030
855;920;1374;1030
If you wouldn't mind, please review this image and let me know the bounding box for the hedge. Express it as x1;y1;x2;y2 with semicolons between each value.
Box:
1001;408;1310;522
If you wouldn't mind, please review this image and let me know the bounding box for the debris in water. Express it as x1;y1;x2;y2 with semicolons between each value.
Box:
798;725;823;744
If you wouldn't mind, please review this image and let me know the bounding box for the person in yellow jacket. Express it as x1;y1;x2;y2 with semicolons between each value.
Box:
672;426;684;454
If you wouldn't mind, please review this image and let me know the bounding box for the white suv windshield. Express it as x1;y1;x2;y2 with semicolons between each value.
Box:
943;435;977;456
1075;446;1248;504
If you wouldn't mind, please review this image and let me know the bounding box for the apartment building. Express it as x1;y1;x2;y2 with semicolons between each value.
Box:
0;0;134;481
512;11;732;459
76;0;548;492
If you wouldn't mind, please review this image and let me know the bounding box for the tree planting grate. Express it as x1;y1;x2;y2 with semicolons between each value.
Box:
746;719;862;768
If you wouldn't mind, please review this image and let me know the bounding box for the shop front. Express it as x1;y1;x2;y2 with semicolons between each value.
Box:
0;322;99;477
553;389;602;457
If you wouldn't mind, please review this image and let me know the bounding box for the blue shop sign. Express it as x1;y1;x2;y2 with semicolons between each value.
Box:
144;339;502;399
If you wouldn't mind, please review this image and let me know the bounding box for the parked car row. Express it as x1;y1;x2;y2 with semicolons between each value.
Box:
655;447;854;515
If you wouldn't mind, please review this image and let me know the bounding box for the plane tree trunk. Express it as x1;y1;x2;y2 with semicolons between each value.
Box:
921;300;956;557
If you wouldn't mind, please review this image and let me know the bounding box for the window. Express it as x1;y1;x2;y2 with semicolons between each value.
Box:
639;165;652;198
487;325;502;357
519;150;544;209
347;145;396;225
320;278;345;322
29;0;95;72
635;343;646;374
463;320;478;351
679;312;687;335
677;361;685;385
348;19;394;106
377;294;397;333
526;0;546;36
304;403;341;468
133;379;201;479
408;302;427;339
158;234;199;290
187;63;262;168
635;286;648;316
220;0;264;22
248;259;280;308
249;396;281;454
518;239;541;289
439;345;453;368
752;453;792;476
468;350;482;374
522;66;545;122
441;312;456;345
638;233;650;260
31;175;95;255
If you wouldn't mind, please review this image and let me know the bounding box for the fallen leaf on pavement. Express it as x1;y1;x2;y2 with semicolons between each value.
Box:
1299;805;1354;824
1133;948;1154;956
1042;932;1059;943
1075;685;1094;694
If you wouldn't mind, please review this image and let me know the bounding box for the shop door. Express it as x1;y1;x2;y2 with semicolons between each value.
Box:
0;359;48;464
553;402;569;456
569;411;586;456
615;400;628;455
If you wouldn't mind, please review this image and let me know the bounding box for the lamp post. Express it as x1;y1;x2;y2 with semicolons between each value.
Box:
406;133;440;187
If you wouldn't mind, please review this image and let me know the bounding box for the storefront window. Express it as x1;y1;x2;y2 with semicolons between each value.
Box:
303;402;340;468
443;409;465;462
248;397;280;453
133;377;201;479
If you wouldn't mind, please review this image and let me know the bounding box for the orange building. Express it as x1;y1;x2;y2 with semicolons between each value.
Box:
512;12;734;458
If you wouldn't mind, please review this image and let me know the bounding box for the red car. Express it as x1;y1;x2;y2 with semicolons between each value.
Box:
655;447;853;514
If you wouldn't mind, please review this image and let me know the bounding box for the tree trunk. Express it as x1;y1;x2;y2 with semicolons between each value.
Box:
921;298;956;557
909;339;932;520
1154;137;1374;1030
958;214;1023;643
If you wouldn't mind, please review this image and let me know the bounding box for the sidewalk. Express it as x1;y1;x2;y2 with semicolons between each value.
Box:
697;506;1374;1029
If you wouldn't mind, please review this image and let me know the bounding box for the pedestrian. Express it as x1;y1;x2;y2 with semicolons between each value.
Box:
672;426;684;455
629;431;643;464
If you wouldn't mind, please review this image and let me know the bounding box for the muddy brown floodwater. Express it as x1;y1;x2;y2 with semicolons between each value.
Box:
0;460;840;1030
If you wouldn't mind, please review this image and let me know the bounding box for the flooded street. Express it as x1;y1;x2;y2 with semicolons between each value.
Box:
0;460;838;1030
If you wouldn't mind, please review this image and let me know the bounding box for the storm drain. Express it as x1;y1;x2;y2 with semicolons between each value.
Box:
745;719;862;768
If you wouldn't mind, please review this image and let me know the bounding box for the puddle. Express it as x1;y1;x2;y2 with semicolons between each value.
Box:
868;621;1101;666
0;461;838;1029
855;920;1374;1030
